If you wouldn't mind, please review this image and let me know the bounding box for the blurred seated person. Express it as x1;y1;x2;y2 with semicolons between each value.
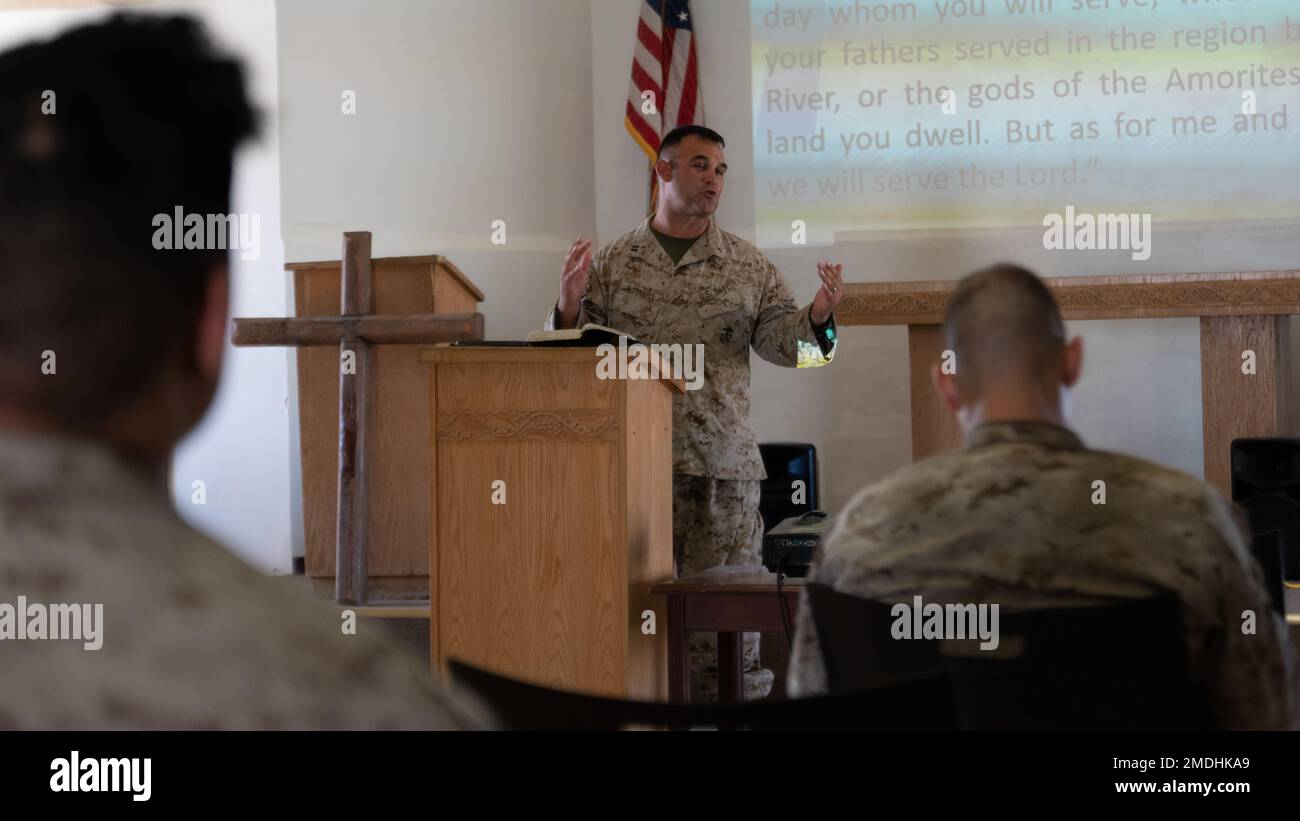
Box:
787;263;1294;730
0;13;484;729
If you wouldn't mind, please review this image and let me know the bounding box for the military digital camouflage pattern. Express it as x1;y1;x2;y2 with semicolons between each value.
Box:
0;432;488;730
672;473;772;701
787;421;1296;730
546;216;835;481
545;217;835;701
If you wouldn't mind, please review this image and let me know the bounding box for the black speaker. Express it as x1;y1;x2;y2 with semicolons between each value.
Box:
1230;438;1300;602
758;442;818;535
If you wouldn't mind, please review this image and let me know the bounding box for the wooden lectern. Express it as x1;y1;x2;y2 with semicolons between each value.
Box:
417;346;681;699
290;255;485;600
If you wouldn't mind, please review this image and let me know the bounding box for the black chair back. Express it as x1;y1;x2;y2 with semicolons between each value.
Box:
447;659;960;731
1232;437;1300;583
806;583;1199;730
1249;530;1287;617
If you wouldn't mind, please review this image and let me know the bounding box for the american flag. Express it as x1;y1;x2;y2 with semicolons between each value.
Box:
625;0;703;182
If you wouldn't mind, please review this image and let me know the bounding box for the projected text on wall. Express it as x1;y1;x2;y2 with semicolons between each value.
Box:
751;0;1300;247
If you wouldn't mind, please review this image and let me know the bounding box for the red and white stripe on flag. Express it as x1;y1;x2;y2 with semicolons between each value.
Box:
624;0;703;164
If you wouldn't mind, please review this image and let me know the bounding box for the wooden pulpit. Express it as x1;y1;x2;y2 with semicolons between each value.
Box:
290;254;486;600
417;346;680;699
838;270;1300;494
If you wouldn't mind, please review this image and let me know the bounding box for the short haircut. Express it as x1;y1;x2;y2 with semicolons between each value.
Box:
942;264;1066;396
657;125;725;160
0;13;258;428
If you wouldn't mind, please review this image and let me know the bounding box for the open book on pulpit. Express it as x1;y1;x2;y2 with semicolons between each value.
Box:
526;323;636;346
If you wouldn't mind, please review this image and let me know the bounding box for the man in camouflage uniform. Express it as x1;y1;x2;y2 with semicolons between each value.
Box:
787;264;1295;729
547;125;843;700
0;431;487;729
0;15;486;729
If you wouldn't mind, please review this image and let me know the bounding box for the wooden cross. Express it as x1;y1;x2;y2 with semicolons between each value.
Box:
232;231;484;605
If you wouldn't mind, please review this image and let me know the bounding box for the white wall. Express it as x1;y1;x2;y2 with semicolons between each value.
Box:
274;0;595;568
167;0;292;574
592;0;1300;510
0;0;293;574
276;0;596;331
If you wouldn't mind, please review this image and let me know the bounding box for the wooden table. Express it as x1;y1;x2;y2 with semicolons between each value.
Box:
651;565;805;704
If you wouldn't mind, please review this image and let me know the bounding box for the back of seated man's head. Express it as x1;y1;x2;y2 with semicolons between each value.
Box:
0;13;257;468
932;263;1083;434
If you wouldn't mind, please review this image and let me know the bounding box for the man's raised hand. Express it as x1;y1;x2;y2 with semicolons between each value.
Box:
556;237;593;329
811;261;844;326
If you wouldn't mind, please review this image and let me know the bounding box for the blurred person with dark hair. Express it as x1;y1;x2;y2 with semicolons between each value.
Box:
0;13;484;729
787;264;1294;729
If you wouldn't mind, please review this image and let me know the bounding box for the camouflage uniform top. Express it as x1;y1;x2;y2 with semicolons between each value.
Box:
546;217;835;480
787;421;1296;730
0;432;488;730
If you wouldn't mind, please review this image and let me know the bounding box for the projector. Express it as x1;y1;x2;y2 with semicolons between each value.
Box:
762;511;833;577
